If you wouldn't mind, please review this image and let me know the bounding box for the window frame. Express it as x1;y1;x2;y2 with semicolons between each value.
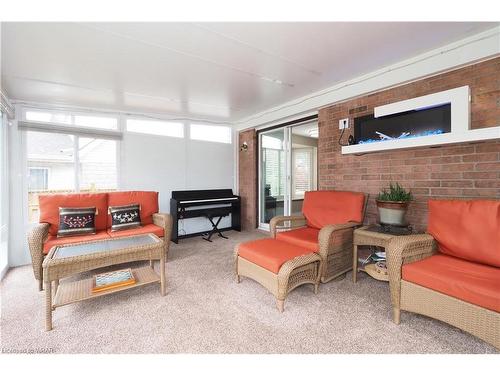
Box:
125;116;185;138
291;147;315;200
189;123;232;144
23;108;120;131
22;108;121;223
27;166;50;191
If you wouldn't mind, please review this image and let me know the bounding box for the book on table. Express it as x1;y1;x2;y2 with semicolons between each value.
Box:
92;268;136;293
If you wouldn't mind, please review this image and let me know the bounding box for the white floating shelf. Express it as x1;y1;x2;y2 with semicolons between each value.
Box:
341;126;500;155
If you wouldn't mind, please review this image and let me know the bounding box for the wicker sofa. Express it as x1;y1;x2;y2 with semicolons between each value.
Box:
387;199;500;349
270;190;368;283
28;191;172;291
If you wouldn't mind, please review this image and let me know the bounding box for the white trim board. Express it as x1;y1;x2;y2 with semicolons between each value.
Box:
342;126;500;155
374;86;470;133
235;26;500;131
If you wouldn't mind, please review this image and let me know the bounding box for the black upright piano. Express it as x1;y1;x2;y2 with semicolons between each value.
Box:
170;189;241;243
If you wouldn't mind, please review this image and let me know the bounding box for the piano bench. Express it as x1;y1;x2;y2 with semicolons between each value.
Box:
234;238;321;312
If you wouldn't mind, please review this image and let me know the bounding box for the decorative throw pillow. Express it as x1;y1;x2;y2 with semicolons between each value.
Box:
109;203;142;231
57;207;97;237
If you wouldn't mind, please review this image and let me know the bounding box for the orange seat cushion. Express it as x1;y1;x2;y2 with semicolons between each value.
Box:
43;230;110;254
237;238;315;274
276;227;319;252
39;193;109;236
428;199;500;267
402;254;500;313
107;224;164;238
107;191;159;226
302;190;365;229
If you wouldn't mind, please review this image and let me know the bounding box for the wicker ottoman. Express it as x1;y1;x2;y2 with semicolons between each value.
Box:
234;238;321;312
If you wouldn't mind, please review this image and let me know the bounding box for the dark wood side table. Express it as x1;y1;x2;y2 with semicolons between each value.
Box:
352;225;414;283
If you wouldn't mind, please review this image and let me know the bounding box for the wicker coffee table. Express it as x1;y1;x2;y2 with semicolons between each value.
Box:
42;233;166;331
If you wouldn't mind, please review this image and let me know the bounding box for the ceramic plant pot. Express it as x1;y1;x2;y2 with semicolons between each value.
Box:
376;200;409;226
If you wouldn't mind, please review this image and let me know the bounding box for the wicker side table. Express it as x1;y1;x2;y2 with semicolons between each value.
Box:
353;225;413;283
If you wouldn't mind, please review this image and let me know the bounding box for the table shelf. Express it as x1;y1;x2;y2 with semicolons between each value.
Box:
53;266;160;308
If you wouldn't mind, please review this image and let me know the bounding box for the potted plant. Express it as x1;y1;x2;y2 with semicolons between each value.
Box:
376;182;413;226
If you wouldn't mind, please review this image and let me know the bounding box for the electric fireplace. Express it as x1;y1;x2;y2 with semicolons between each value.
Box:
353;103;451;145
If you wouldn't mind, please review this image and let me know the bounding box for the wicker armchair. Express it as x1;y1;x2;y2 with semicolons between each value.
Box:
386;199;500;349
270;191;368;283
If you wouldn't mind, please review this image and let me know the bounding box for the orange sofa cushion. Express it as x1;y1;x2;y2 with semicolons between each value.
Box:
107;191;159;226
402;254;500;313
39;193;109;236
428;199;500;267
107;224;164;238
43;230;110;254
238;238;314;274
302;190;365;229
276;227;319;252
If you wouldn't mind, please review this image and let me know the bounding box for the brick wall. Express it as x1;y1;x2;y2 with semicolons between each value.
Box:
319;57;500;232
238;57;499;232
238;129;257;230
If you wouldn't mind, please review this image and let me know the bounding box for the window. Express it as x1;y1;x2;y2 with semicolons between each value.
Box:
190;124;232;144
292;148;314;199
126;118;184;138
25;109;118;130
79;138;117;191
28;168;49;191
26;131;117;223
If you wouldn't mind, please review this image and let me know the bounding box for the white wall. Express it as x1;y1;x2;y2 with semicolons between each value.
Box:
120;128;234;235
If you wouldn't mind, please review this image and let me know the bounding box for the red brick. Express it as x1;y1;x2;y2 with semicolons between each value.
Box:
462;189;499;197
431;188;463;196
441;180;473;188
462;153;498;162
474;180;500;189
475;162;500;171
463;171;498;179
430;172;462;180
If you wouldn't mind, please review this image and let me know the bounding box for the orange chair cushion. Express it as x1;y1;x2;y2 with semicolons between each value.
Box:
302;190;365;229
39;193;109;236
107;191;159;226
238;238;315;274
428;199;500;267
402;254;500;313
43;230;110;254
107;224;164;238
276;227;319;252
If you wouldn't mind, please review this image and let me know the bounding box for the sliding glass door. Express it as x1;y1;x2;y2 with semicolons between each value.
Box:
259;128;288;226
258;120;318;229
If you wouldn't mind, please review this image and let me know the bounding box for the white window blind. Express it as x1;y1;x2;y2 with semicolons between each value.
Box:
25;109;118;130
293;148;313;198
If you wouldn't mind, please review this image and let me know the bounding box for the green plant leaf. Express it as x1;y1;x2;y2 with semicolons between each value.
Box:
377;182;413;202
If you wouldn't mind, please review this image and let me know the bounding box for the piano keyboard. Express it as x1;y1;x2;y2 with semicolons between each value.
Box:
179;197;239;204
170;189;241;243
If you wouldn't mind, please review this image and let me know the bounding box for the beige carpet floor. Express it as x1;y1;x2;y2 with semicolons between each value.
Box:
1;230;497;354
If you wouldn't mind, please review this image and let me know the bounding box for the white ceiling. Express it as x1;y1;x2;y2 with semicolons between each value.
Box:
1;22;498;124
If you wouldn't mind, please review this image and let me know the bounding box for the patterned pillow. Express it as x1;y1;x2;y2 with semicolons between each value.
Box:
57;207;97;237
109;203;141;232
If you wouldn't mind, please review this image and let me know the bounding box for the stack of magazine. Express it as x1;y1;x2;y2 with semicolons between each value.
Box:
92;268;136;293
359;251;386;268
